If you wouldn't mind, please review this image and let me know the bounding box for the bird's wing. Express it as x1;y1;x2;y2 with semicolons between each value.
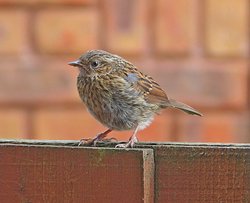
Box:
123;70;169;105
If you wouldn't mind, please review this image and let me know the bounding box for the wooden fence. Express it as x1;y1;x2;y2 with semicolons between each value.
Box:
0;140;249;202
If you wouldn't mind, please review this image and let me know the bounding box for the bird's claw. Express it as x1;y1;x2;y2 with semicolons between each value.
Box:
78;138;93;146
78;137;117;147
115;140;135;148
115;135;138;148
115;143;128;148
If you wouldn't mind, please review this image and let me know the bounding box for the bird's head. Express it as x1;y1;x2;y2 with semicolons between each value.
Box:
68;50;124;77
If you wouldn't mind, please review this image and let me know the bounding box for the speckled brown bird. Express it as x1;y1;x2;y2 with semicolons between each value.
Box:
69;50;202;148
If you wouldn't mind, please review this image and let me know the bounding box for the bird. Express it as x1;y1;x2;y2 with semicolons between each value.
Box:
68;50;202;148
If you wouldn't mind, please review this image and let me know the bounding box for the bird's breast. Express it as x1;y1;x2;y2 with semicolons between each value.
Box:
77;75;158;130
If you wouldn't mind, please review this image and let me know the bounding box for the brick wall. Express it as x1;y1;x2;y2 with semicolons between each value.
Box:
0;0;249;143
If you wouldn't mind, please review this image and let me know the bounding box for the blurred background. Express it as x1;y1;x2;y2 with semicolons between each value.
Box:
0;0;249;143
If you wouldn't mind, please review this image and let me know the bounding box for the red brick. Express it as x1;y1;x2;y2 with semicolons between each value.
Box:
0;10;28;54
0;0;95;5
154;0;194;55
146;60;248;109
35;9;99;54
0;57;79;104
102;0;148;55
34;107;105;140
0;109;28;138
176;112;249;143
40;0;95;4
43;0;96;5
34;107;173;142
205;0;248;57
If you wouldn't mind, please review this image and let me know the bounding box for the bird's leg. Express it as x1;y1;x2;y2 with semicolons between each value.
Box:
115;126;139;148
78;129;113;146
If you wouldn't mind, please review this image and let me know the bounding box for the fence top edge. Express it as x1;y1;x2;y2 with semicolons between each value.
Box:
0;139;249;149
0;142;154;153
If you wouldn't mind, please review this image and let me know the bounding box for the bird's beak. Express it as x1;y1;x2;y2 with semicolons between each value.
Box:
68;60;81;67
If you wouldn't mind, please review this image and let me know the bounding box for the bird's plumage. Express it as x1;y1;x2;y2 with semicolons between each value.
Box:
69;50;202;147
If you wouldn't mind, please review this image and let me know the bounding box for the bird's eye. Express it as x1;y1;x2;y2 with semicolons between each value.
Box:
90;61;99;68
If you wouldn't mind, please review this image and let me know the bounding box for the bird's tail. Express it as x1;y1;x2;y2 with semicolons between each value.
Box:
167;98;202;116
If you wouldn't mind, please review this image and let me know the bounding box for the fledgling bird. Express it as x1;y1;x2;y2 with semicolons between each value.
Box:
69;50;202;148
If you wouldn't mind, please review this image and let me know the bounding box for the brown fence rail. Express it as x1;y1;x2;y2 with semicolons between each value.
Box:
0;140;249;203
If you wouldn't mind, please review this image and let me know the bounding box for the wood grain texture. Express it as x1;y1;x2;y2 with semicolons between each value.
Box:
0;140;249;202
154;145;250;202
0;143;154;203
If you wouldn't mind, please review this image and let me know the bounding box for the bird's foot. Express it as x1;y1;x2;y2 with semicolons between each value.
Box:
78;137;117;147
78;129;113;147
115;136;138;148
78;138;94;146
